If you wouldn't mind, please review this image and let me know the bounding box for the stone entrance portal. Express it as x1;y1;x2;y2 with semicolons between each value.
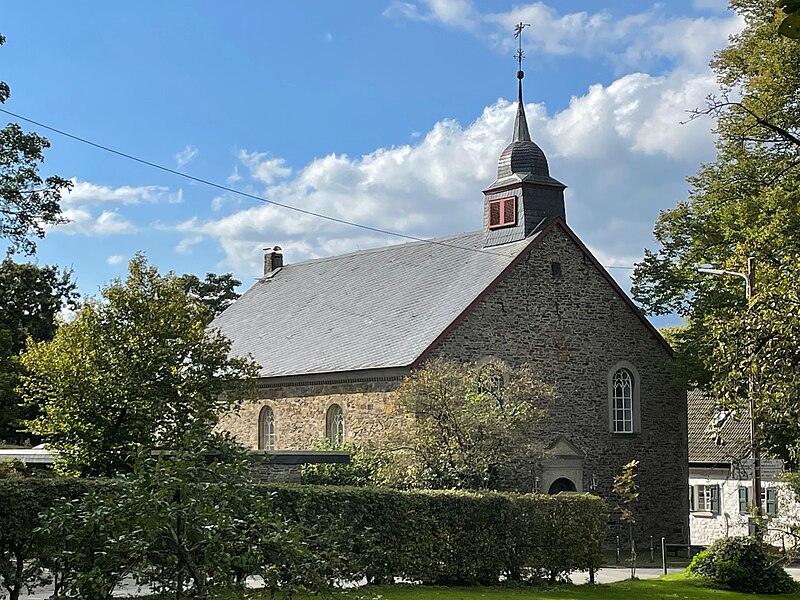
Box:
540;435;585;493
548;477;578;494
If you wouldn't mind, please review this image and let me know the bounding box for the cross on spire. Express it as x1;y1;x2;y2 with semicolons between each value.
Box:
514;21;530;73
512;22;531;142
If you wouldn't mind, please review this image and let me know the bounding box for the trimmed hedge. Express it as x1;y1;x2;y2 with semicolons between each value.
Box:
0;478;607;593
263;484;607;584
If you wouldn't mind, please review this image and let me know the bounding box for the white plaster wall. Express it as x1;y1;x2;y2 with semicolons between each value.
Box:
689;467;800;548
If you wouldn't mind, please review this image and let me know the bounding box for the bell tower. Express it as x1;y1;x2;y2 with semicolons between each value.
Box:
483;23;566;248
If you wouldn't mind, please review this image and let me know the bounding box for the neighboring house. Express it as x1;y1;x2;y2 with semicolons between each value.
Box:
688;389;796;546
213;70;688;543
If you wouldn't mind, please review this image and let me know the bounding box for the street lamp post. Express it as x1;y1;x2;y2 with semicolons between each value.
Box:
698;257;762;536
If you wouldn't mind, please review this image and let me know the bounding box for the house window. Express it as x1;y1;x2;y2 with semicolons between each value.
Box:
259;406;276;451
739;486;778;515
488;197;516;228
763;487;778;516
326;404;345;444
612;368;634;433
690;484;720;514
739;486;749;514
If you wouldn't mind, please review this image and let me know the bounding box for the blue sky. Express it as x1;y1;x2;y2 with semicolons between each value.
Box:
2;1;740;325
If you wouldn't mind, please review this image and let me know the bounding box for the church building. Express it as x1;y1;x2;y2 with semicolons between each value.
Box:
213;64;688;544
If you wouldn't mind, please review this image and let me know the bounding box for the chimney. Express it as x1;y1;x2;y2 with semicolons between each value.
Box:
263;245;283;276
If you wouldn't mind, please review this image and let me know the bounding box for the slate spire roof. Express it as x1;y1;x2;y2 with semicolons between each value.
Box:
513;72;531;143
486;69;564;191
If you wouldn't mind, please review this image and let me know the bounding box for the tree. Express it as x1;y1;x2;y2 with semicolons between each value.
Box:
19;254;259;476
0;259;78;444
631;0;800;464
40;428;327;600
0;34;71;255
612;460;639;579
381;357;554;491
178;272;241;324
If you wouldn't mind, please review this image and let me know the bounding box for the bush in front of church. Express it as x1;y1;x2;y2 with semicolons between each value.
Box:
687;536;795;594
299;439;383;487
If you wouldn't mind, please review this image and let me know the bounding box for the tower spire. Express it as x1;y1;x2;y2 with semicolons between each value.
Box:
513;22;531;142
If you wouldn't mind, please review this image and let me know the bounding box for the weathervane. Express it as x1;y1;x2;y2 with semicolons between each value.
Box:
513;22;531;72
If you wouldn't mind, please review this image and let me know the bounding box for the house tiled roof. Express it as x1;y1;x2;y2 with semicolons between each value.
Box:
687;388;751;464
210;229;540;378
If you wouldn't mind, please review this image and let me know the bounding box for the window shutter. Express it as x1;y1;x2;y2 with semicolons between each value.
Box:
766;488;778;515
710;485;720;515
503;198;515;224
738;486;749;514
689;485;695;512
489;201;500;227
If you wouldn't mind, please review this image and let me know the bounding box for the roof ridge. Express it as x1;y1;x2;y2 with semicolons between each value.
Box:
273;229;492;269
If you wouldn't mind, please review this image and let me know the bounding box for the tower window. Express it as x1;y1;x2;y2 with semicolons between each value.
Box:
488;197;516;228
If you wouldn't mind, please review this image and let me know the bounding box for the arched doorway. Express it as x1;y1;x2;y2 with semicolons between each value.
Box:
548;477;577;494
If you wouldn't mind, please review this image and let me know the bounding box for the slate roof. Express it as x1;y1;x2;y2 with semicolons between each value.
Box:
211;230;540;378
688;388;751;464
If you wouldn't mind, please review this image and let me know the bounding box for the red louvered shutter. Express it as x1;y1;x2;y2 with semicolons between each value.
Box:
489;201;501;227
503;197;516;225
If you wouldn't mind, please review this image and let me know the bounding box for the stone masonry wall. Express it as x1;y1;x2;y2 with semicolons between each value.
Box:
221;379;403;450
220;224;687;544
429;224;688;544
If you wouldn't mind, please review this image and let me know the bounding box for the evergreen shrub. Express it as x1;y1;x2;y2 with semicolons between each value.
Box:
688;536;795;594
264;484;607;585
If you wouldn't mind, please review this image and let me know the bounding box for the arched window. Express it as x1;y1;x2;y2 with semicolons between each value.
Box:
326;404;344;444
611;367;634;433
259;406;276;450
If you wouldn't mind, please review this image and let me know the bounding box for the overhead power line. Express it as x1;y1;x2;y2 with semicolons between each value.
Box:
0;107;638;269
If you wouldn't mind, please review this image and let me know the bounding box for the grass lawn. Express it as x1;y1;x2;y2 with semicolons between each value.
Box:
283;574;800;600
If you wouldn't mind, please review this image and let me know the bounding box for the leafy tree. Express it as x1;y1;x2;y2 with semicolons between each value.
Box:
612;460;639;579
178;271;241;324
299;439;383;487
0;259;78;444
381;357;554;491
632;0;800;463
41;429;327;600
19;254;259;476
0;34;71;255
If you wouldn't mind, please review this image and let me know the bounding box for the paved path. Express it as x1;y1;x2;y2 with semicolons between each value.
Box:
15;567;800;597
570;566;800;584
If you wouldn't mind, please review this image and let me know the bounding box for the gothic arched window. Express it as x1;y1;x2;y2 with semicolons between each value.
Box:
611;367;634;433
326;404;345;445
259;406;276;450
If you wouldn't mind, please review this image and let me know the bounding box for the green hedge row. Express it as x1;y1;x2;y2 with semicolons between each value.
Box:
263;484;607;584
0;478;606;595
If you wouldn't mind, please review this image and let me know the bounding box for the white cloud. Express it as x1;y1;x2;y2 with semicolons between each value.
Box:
386;1;740;70
175;59;720;280
237;150;292;184
56;207;137;236
64;179;182;205
58;305;79;324
175;235;204;254
175;144;199;168
106;254;125;265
